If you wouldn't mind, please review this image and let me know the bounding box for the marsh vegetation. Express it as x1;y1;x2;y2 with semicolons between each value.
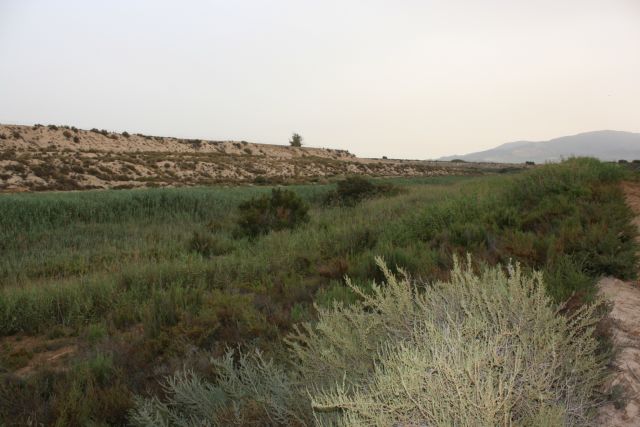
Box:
0;159;636;425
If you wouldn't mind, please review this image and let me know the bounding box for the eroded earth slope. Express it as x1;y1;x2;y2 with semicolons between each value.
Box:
0;124;524;191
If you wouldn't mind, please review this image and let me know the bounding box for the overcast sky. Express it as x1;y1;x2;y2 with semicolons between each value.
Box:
0;1;638;158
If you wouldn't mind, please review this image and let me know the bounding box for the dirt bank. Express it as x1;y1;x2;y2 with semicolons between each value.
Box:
597;182;640;426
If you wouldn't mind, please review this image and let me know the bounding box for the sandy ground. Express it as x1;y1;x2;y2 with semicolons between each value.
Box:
0;123;526;192
597;182;640;426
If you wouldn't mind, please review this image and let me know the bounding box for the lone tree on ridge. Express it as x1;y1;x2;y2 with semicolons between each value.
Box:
289;133;303;147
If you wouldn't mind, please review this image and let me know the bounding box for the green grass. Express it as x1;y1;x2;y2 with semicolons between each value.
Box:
0;160;636;425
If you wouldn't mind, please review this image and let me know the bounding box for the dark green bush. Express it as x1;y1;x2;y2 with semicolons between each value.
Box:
188;232;233;257
289;133;303;147
543;254;592;302
326;176;400;206
336;176;376;200
6;163;26;174
253;175;267;185
236;188;309;238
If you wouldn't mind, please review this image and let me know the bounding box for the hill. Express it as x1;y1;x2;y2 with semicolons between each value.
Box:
440;130;640;163
0;124;520;192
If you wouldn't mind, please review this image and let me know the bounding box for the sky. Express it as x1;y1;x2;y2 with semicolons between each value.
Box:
0;0;639;159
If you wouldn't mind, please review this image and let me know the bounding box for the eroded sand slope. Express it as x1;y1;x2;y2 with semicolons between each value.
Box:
0;124;525;192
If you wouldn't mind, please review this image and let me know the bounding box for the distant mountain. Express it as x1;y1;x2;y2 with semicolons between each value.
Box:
439;130;640;163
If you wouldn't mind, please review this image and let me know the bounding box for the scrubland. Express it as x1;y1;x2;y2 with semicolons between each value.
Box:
0;158;637;426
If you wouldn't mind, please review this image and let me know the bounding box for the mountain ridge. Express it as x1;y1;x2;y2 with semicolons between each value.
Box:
440;130;640;163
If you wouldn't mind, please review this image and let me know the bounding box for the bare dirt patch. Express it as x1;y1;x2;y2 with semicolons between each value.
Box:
0;334;78;378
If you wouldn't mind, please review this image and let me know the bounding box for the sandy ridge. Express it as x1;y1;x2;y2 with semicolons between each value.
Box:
0;124;525;192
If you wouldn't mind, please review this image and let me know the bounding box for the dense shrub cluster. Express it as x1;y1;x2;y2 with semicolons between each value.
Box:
403;157;637;301
236;188;309;237
131;259;607;426
90;128;110;136
188;231;233;257
325;176;400;206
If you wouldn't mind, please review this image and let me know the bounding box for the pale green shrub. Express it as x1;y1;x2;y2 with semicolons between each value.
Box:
130;350;311;427
295;257;606;426
131;257;607;426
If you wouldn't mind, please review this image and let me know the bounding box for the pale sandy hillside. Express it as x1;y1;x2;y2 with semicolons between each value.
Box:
0;124;355;159
0;124;524;192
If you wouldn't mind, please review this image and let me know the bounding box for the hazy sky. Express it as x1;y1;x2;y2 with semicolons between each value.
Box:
1;1;638;158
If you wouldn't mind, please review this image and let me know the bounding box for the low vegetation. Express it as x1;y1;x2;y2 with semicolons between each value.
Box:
188;231;234;258
132;258;606;426
325;176;401;206
236;188;310;238
0;158;636;425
